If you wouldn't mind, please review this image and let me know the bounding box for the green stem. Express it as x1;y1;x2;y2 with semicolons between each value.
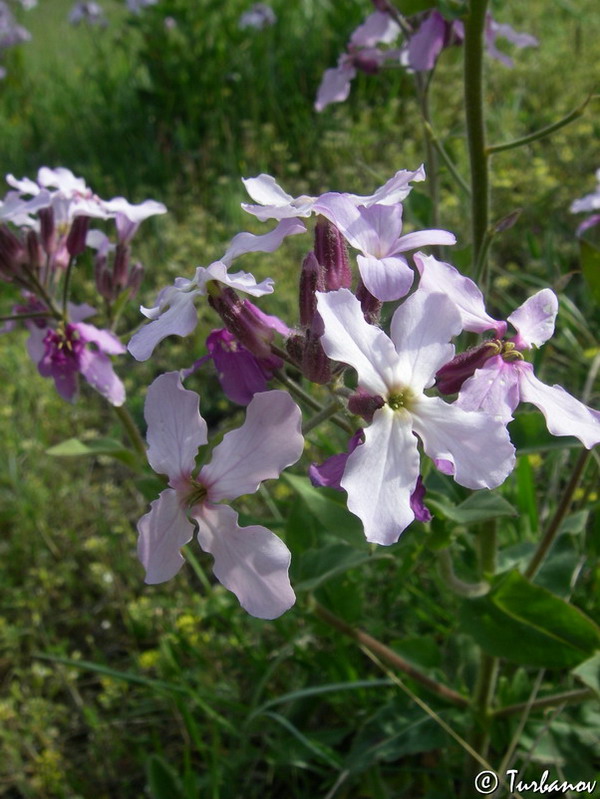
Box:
62;255;77;316
0;311;56;323
423;121;471;197
113;404;147;461
494;687;594;719
487;94;597;155
302;399;344;435
312;601;469;708
21;265;63;319
525;448;591;579
463;0;490;274
437;549;490;597
273;368;353;434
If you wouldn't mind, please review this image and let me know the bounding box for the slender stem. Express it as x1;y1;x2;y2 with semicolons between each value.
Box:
487;94;597;155
437;549;489;597
312;601;469;708
0;311;56;323
525;448;591;579
463;0;490;273
273;368;353;434
423;121;471;197
113;404;147;461
302;399;344;435
21;265;63;319
493;687;594;719
62;255;76;316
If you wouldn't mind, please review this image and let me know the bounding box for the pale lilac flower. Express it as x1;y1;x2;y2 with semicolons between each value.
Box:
416;254;600;448
101;196;167;243
125;0;158;13
484;16;538;68
0;2;31;52
137;372;303;618
570;169;600;236
313;195;456;301
239;3;276;30
69;2;106;26
128;218;305;361
242;166;426;222
37;320;125;405
316;289;515;545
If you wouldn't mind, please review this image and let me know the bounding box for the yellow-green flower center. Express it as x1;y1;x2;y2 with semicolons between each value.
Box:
387;387;415;413
185;481;207;507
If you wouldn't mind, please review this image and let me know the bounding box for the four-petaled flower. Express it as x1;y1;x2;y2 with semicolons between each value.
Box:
137;372;304;618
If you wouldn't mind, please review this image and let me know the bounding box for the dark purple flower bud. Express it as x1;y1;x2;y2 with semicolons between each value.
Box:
309;429;364;490
314;218;352;291
302;327;332;384
348;388;385;422
26;230;43;271
112;243;130;289
127;262;144;298
352;51;381;74
356;277;382;324
38;207;55;255
410;476;432;522
299;251;325;326
435;341;501;394
209;287;285;359
0;225;25;279
66;215;90;257
286;332;305;365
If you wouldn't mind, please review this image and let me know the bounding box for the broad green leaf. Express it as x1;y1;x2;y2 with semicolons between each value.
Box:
509;413;579;453
459;570;600;668
295;542;393;592
427;491;517;525
283;473;364;545
47;436;139;469
572;653;600;697
579;239;600;305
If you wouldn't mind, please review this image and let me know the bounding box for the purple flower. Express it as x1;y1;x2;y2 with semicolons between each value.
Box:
137;372;304;618
570;169;600;236
239;3;276;30
69;2;106;25
316;289;515;545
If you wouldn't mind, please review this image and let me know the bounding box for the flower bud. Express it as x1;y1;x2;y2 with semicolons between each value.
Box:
302;328;332;384
435;341;501;394
314;218;352;290
66;215;90;257
208;287;275;359
348;388;385;422
0;225;25;279
299;251;324;326
112;243;130;289
285;332;305;365
38;207;55;255
26;230;43;271
356;277;382;325
127;262;144;298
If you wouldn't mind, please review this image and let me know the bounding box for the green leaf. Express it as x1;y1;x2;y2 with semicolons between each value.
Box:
295;543;393;592
283;473;364;545
459;570;600;668
146;755;186;799
261;711;343;770
427;491;517;525
572;653;600;697
509;412;579;453
47;437;139;468
579;239;600;305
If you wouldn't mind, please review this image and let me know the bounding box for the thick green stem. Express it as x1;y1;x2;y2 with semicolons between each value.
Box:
464;0;490;274
525;448;591;579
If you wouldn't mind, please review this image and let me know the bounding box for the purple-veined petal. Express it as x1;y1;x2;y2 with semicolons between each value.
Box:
195;261;274;297
343;165;426;207
456;356;521;423
356;254;414;301
309;429;364;491
144;371;207;484
200;390;303;502
390;291;461;392
315;61;357;112
507;288;558;349
341;405;419;545
137;488;195;584
193;503;295;619
414;252;506;336
350;11;400;47
315;195;401;256
128;289;199;361
207;329;271;405
78;348;126;406
222;218;306;264
517;363;600;449
407;10;447;71
317;288;399;396
410;476;432;522
76;322;125;355
412;394;515;489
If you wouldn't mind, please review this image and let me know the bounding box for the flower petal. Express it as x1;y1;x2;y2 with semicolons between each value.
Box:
200;390;303;501
128;288;200;361
317;288;398;396
394;229;456;252
137;489;195;584
517;364;600;449
315;62;357;112
144;371;207;484
77;322;126;355
357;254;414;301
222;218;307;265
193;503;295;619
390;290;461;391
78;348;126;406
507;288;558;349
195;261;274;297
241;175;315;221
344;165;426;207
412;395;515;490
341;405;419;545
456;357;521;423
350;11;400;47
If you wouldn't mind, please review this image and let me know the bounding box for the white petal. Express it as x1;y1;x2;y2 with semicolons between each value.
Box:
518;365;600;449
193;503;295;619
144;372;207;484
357;254;414;301
344;165;426;207
221;218;306;265
456;357;521;423
242;174;295;206
394;229;456;252
317;288;398;396
195;261;274;297
128;289;199;361
341;405;419;545
137;489;195;584
200;390;303;501
412;395;515;490
390;291;461;391
507;289;558;349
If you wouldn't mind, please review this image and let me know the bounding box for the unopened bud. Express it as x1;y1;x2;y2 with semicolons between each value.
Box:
314;218;352;290
112;243;130;289
209;288;274;359
38;207;55;255
0;225;25;279
66;215;90;257
348;389;385;422
299;251;324;326
356;278;382;325
285;332;305;365
302;328;332;384
127;262;144;298
26;230;43;271
435;341;501;394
